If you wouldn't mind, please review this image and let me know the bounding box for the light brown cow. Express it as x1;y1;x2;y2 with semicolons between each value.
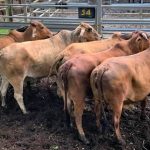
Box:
0;22;101;114
50;32;131;76
0;20;53;50
90;41;150;145
0;20;53;106
57;31;150;144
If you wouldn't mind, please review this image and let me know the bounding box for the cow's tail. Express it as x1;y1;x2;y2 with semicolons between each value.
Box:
94;66;110;132
0;50;4;61
50;54;64;76
59;62;72;127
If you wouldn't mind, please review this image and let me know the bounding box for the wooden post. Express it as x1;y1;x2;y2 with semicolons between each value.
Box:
5;0;13;22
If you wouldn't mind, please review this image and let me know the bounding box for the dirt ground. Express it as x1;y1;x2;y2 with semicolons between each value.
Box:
0;80;150;150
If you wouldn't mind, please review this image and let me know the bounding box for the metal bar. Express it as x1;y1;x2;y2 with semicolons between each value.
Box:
95;0;102;34
104;13;150;15
103;3;150;8
23;0;28;22
0;15;94;21
2;4;97;8
102;18;150;22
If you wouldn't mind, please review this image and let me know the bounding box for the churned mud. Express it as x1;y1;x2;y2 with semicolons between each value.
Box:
0;79;150;150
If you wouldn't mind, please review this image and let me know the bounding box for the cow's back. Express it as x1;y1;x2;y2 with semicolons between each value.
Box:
100;54;150;101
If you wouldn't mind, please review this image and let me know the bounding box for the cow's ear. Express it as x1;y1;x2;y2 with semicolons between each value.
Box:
137;37;141;42
141;32;148;40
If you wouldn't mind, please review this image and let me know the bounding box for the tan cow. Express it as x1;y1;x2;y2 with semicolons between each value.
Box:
57;31;150;144
0;22;101;114
0;20;54;50
50;32;131;76
90;41;150;145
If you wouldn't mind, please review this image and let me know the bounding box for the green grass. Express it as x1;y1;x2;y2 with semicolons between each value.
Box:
0;29;10;36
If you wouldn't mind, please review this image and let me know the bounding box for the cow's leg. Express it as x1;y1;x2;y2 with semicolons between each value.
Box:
92;85;102;129
9;76;28;114
66;96;74;128
140;97;148;120
68;76;90;144
63;94;73;128
111;100;125;145
73;97;90;144
58;80;74;128
73;91;89;143
0;76;9;107
57;81;72;128
91;75;102;130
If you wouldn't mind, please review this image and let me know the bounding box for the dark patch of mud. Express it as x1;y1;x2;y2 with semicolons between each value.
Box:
0;80;150;150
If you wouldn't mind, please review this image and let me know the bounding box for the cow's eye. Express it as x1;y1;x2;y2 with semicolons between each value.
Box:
41;26;44;29
137;38;141;41
87;28;92;32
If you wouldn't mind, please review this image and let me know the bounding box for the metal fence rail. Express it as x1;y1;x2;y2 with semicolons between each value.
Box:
1;0;150;36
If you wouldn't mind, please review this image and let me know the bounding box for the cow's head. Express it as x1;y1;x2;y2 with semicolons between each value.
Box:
24;20;54;40
129;31;150;53
73;22;102;42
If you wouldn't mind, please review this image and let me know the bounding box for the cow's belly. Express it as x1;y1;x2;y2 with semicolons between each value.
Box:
27;51;57;78
28;62;51;78
127;86;150;102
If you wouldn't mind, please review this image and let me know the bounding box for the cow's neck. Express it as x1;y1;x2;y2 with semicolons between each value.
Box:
93;43;130;64
9;30;24;42
2;34;15;43
59;30;74;46
70;30;79;43
128;38;145;54
107;41;132;56
23;29;32;41
117;40;143;55
70;29;87;43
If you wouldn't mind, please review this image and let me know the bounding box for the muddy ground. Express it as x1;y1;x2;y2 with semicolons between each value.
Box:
0;80;150;150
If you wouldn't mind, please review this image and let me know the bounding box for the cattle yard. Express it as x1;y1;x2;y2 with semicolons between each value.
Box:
0;0;150;150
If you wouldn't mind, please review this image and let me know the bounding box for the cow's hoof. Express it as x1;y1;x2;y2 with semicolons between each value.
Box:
23;111;30;115
1;105;7;109
79;135;90;145
0;105;8;113
118;138;126;146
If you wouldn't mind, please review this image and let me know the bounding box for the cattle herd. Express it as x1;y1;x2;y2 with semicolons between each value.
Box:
0;21;150;146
